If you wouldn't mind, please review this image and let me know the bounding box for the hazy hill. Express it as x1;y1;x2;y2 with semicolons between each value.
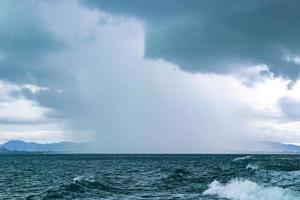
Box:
254;141;300;153
0;146;11;153
2;140;300;154
1;140;87;152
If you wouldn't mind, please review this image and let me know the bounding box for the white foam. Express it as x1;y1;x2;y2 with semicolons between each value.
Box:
233;156;252;162
73;175;95;182
246;163;258;170
73;176;84;182
203;179;299;200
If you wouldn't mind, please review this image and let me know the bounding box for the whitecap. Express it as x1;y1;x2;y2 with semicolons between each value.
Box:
73;175;95;182
233;155;252;162
73;175;84;182
203;179;299;200
246;163;259;170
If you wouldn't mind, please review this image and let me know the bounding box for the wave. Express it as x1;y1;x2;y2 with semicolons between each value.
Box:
65;176;124;193
246;163;259;170
161;168;191;187
259;163;300;172
27;176;126;199
203;179;299;200
73;175;91;182
233;155;252;162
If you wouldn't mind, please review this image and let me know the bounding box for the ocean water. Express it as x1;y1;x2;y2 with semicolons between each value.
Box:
1;154;300;199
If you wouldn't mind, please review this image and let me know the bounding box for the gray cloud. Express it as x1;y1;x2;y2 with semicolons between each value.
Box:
0;1;80;131
0;0;65;87
278;97;300;121
0;0;294;152
81;0;300;83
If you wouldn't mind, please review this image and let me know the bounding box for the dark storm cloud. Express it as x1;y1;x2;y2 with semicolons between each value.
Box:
81;0;300;82
0;0;65;87
0;0;82;127
1;0;292;151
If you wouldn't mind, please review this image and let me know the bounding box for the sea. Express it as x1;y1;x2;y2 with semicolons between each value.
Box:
0;154;300;199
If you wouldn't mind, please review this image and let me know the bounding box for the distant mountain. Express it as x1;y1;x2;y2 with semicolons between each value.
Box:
254;141;300;153
227;141;300;154
2;140;87;152
2;140;300;154
0;146;30;154
0;146;11;153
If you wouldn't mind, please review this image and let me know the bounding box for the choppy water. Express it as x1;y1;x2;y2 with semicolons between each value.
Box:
1;154;300;199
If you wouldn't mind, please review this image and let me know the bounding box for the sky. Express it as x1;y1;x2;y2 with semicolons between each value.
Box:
1;0;300;152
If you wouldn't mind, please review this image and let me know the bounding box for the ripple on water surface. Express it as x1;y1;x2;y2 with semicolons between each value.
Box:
0;154;300;199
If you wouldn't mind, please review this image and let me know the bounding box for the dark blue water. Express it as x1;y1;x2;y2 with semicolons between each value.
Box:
1;154;300;199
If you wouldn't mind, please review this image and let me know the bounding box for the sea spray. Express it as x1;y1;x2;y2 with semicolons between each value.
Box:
203;179;299;200
1;154;300;199
233;155;252;162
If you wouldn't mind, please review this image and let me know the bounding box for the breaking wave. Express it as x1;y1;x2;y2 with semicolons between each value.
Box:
233;155;252;162
5;154;300;199
246;163;259;170
26;176;127;199
203;179;299;200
